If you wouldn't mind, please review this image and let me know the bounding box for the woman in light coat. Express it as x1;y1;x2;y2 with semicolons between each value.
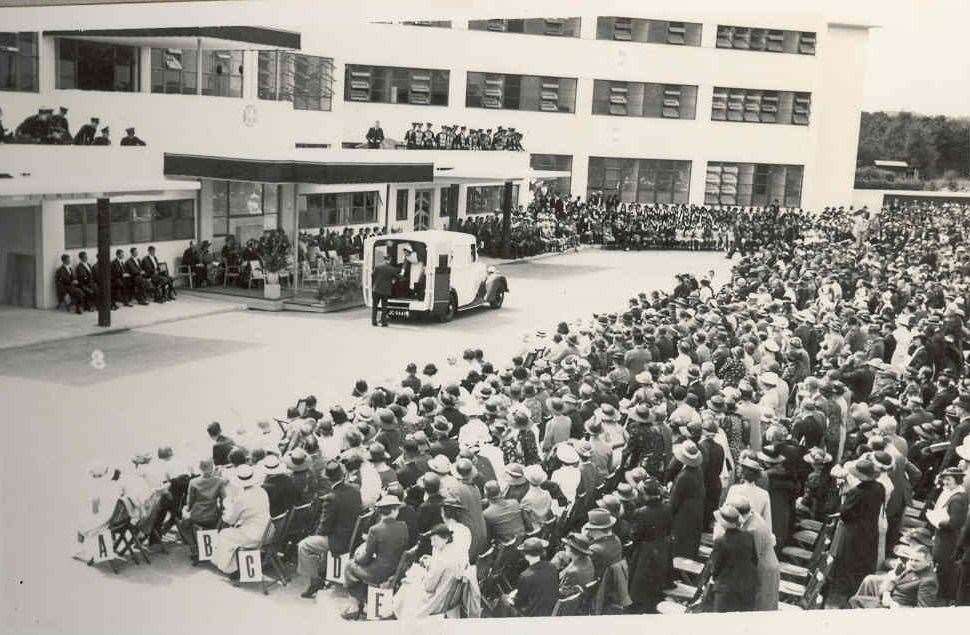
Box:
211;465;270;575
394;524;467;619
728;495;780;610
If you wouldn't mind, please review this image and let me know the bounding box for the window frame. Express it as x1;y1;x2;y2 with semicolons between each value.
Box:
0;31;39;92
344;64;449;107
711;86;811;126
704;161;804;207
716;24;816;55
466;70;576;113
55;37;139;92
303;191;380;228
586;156;691;205
258;50;334;111
64;199;195;249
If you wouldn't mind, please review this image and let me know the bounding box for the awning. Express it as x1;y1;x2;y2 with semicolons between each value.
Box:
44;26;301;51
164;153;434;185
0;177;200;199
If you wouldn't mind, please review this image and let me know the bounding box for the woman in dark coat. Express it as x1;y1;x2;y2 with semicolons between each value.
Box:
669;441;706;558
759;445;797;554
627;479;673;614
830;459;885;602
709;504;759;613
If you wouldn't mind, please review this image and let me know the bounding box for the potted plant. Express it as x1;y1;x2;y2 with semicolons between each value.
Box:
258;229;291;300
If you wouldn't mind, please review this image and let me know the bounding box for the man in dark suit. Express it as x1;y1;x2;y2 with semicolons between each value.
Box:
141;245;175;302
394;436;428;489
416;473;445;534
709;504;759;612
585;508;623;580
370;252;399;327
365;120;384;149
92;126;111;146
75;251;106;310
429;417;459;462
513;537;558;617
438;393;468;434
699;421;725;531
110;249;133;307
299;461;363;598
55;254;85;314
261;455;299;517
206;422;235;466
343;494;410;617
73;117;99;145
482;480;527;543
848;544;938;608
124;247;151;305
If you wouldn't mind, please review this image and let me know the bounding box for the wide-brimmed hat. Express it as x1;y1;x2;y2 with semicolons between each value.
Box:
555;443;580;465
377;408;397;429
871;451;894;472
285;448;310;472
524;464;548;486
627;403;652;423
564;532;592;555
596;404;620;422
707;395;726;412
432;416;453;436
234;464;257;487
758;445;786;465
803;447;833;465
640;477;663;500
546;397;566;414
451;457;478;482
505;463;526;485
262;454;285;475
573;440;592;459
900;527;934;548
583;508;616;531
518;536;549;556
427;454;452;475
585;418;604;436
739;455;763;471
375;493;403;509
714;504;742;529
939;466;966;480
615;483;638;503
673;440;703;467
849;459;877;482
758;372;780;387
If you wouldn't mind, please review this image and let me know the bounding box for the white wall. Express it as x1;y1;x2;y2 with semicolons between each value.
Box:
0;3;870;211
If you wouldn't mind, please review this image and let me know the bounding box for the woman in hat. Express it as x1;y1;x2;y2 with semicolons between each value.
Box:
729;495;779;611
521;464;554;526
725;453;772;527
758;445;796;553
210;464;270;577
709;504;758;612
392;523;468;619
501;408;541;468
627;478;673;614
439;496;473;564
669;440;706;558
929;466;967;602
797;448;839;521
261;454;298;517
829;459;885;603
557;532;595;598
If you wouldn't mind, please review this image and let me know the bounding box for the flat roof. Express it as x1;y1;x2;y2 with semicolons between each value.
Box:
164;153;434;185
44;25;301;50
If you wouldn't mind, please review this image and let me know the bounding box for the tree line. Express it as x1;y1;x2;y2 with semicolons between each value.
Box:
857;111;970;181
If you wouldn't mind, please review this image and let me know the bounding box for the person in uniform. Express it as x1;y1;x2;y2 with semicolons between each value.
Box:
55;254;85;314
453;126;466;149
481;128;493;151
365;120;384;149
92;126;111;146
15;108;53;143
404;122;420;149
422;122;436;149
120;127;146;146
141;245;175;302
124;247;152;305
111;249;132;307
371;252;400;327
73;117;100;145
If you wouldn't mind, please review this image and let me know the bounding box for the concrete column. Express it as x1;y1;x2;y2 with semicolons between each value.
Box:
690;155;709;206
41;36;57;92
571;152;589;199
139;47;152;93
198;179;215;241
279;183;297;236
37;198;65;309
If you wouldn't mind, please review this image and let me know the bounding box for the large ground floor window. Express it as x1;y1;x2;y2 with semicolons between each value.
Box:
301;191;380;228
704;162;803;207
466;184;520;215
211;181;280;239
64;199;195;249
587;157;691;204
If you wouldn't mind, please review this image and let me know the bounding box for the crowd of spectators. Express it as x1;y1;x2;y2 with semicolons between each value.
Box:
76;199;970;619
0;106;145;146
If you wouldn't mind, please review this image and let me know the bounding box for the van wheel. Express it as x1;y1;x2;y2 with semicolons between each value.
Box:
439;293;457;322
489;291;505;309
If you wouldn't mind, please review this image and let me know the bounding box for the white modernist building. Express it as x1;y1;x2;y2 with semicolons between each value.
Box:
0;1;875;308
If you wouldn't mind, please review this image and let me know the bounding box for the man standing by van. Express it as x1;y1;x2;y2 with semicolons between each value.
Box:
371;253;399;327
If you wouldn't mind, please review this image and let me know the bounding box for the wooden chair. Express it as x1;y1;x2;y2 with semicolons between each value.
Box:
551;588;585;616
234;511;291;595
107;498;152;569
282;501;316;551
176;257;193;289
247;260;265;289
223;261;241;288
348;508;377;554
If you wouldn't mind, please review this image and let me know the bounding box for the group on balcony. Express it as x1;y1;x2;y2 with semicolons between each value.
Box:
0;105;145;146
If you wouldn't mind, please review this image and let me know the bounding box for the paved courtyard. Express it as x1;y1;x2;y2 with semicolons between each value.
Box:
1;248;733;633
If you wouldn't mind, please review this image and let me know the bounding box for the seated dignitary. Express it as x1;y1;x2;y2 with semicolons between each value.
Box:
55;254;86;314
511;537;558;617
141;245;176;302
343;493;410;619
210;464;270;579
847;544;939;608
393;523;470;619
177;458;226;563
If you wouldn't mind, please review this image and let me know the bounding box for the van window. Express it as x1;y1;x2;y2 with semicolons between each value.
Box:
470;244;478;262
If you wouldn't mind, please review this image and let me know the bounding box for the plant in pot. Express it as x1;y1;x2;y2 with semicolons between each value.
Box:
258;229;291;300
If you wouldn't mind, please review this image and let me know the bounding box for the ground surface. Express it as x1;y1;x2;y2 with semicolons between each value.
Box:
0;249;732;634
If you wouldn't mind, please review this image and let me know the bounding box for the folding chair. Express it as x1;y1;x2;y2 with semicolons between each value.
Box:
234;510;291;595
348;508;377;554
176;257;193;289
388;544;420;593
223;262;241;288
282;501;316;553
107;498;152;569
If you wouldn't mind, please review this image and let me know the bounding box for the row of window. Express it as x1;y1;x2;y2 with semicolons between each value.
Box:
344;64;449;106
596;17;702;46
64;199;195;249
712;88;811;125
705;162;804;208
587;157;693;205
716;25;816;55
301;192;381;228
465;71;577;113
591;80;698;120
468;18;582;38
210;181;281;238
0;32;39;92
148;48;244;97
258;51;334;111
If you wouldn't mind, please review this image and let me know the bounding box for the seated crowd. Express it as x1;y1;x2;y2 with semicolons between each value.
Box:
56;245;175;313
0;105;145;146
77;200;970;619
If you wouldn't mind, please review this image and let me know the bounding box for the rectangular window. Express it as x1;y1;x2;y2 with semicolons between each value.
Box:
211;181;281;237
469;18;581;38
530;154;573;196
395;189;409;221
592;80;696;119
716;25;816;55
64;199;195;249
439;187;455;217
201;50;243;98
303;192;379;227
711;87;811;126
466;71;576;113
596;17;702;46
704;162;803;207
56;38;139;92
587;157;691;205
150;48;198;94
466;185;506;215
344;64;449;106
0;32;39;92
258;51;334;111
